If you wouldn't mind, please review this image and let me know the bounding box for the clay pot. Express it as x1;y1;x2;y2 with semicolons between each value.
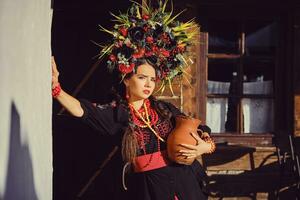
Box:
167;116;201;165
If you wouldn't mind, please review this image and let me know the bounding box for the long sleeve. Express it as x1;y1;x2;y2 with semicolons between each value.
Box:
79;99;128;135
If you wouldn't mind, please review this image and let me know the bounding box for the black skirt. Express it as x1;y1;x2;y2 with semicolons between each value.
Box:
124;162;208;200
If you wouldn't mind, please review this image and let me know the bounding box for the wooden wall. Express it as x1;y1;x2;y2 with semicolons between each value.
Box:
154;28;201;119
294;10;300;137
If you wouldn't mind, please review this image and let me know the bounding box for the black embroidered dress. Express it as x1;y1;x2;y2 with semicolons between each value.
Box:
79;99;209;200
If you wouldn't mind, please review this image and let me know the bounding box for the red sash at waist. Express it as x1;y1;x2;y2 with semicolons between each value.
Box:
134;150;170;172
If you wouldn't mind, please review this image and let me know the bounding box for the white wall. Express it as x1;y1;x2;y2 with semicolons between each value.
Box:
0;0;53;199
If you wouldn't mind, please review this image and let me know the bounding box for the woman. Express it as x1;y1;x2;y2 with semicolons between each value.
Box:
52;1;215;199
52;58;214;200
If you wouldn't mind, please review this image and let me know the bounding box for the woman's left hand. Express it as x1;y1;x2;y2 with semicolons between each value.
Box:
178;132;211;159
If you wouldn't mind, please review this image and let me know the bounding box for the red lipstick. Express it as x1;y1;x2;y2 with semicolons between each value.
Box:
143;90;150;95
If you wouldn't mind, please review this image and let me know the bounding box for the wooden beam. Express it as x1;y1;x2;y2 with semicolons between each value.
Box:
207;53;240;59
199;32;208;123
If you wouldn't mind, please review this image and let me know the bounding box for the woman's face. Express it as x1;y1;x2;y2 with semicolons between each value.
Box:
124;63;156;102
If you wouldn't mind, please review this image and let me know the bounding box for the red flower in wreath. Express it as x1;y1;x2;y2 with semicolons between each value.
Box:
132;48;145;59
118;63;135;74
145;50;153;57
161;33;170;44
160;49;170;57
146;36;154;43
143;25;150;32
119;27;128;37
109;54;117;62
142;14;150;20
152;46;159;53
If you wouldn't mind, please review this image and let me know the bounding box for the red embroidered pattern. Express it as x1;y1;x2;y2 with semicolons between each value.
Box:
155;119;172;139
135;118;173;155
130;100;174;155
135;128;151;154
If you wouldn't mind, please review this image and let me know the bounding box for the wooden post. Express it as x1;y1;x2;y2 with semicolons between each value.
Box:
294;10;300;137
198;32;208;123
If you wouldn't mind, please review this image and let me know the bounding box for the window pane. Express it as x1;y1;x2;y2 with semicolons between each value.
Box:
202;20;240;54
208;59;239;82
242;98;274;133
208;59;238;94
206;98;228;133
243;56;275;94
245;21;278;56
243;80;273;95
208;81;230;94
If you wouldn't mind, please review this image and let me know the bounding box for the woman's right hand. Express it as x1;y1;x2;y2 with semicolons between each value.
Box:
51;56;60;88
50;56;84;117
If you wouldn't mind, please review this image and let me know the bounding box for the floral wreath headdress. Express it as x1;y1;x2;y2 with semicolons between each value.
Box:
98;0;198;93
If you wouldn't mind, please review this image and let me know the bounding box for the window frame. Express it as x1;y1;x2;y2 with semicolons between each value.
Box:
198;20;279;146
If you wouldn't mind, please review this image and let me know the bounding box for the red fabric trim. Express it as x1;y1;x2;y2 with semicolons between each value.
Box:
134;151;170;172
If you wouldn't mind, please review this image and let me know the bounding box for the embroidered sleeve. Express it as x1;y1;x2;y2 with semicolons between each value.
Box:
78;99;123;135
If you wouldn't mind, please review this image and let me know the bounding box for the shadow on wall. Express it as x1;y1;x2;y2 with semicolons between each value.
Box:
3;102;38;200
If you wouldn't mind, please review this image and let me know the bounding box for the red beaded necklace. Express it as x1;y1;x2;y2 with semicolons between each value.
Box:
129;99;164;142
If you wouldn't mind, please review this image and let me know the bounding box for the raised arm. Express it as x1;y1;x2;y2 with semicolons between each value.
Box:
51;56;84;117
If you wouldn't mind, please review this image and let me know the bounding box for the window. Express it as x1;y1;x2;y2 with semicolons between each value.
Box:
199;19;278;145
